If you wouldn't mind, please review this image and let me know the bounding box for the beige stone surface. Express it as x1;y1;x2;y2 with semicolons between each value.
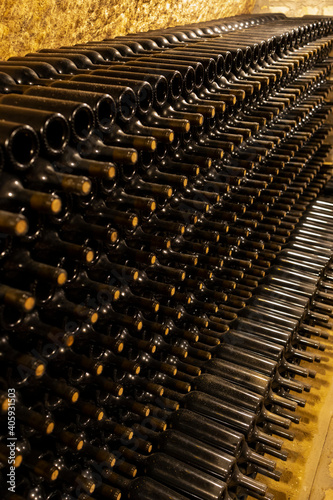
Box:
250;329;333;500
0;0;255;61
252;0;333;19
309;418;333;500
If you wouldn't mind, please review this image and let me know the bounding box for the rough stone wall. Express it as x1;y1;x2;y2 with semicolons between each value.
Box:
0;0;255;61
252;0;333;19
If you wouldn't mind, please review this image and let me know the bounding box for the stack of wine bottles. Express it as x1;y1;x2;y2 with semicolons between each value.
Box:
0;11;332;500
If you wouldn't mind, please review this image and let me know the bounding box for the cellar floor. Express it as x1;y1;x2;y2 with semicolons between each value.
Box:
250;330;333;500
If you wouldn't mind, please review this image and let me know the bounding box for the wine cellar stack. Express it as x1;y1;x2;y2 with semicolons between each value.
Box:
0;12;332;500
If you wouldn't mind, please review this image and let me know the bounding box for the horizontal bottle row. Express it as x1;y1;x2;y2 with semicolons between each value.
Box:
0;12;333;500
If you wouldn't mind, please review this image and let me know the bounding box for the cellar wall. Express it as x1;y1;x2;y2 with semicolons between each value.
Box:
252;0;333;19
0;0;255;61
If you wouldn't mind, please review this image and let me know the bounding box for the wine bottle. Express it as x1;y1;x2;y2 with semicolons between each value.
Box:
55;146;117;180
0;173;62;214
61;213;118;245
166;408;276;472
0;284;35;313
128;426;268;496
0;94;94;144
33;229;95;266
103;473;190;500
69;74;153;115
23;450;59;482
10;311;75;347
88;67;169;107
118;447;228;500
23;85;117;133
0;338;45;379
24;158;92;196
3;248;67;286
15;403;55;435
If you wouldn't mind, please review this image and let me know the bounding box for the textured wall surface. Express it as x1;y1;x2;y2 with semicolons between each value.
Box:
0;0;255;61
252;0;333;18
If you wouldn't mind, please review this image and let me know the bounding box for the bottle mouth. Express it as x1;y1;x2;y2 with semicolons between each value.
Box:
155;142;167;160
169;132;181;152
206;59;216;84
44;114;70;155
280;34;288;53
1;306;23;328
275;37;283;56
137;82;153;114
121;163;137;181
184;67;195;94
224;51;233;76
155;76;168;107
170;71;183;100
252;43;260;65
99;173;117;194
0;144;3;174
215;55;224;78
235;49;244;73
296;27;304;49
119;88;137;121
305;25;312;41
244;47;253;70
72;104;95;142
271;35;278;53
259;41;268;63
194;63;204;89
267;38;274;57
9;124;39;169
96;95;116;133
139;150;154;169
287;31;294;50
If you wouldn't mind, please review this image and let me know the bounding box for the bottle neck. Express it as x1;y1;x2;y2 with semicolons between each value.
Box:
4;249;67;285
0;175;61;214
103;470;131;490
118;446;145;464
80;136;138;166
